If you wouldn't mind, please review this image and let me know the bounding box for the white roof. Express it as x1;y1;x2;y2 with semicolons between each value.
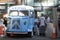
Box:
8;5;34;11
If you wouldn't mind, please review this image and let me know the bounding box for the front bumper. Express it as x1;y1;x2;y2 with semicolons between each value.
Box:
6;31;28;34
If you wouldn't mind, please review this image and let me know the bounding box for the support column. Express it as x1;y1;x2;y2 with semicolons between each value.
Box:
52;7;58;37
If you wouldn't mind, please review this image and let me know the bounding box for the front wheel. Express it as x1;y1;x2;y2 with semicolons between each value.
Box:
34;25;39;36
6;33;10;37
28;31;33;37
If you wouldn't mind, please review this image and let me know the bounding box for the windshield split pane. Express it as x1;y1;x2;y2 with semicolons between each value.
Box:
9;10;28;16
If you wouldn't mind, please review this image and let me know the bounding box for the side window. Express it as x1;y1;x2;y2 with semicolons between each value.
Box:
19;11;28;16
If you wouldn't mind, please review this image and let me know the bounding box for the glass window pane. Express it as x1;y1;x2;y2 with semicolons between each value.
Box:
10;11;18;16
19;11;28;16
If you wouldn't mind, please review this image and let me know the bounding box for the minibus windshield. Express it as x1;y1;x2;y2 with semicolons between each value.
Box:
10;11;18;16
19;11;28;16
9;10;28;16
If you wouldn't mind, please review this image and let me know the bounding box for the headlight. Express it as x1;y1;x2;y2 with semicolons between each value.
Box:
28;29;32;31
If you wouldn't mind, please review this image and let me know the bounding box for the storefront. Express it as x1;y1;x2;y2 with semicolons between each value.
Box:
0;2;16;18
0;3;7;18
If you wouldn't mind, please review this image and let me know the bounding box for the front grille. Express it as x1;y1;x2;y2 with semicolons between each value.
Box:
12;18;20;29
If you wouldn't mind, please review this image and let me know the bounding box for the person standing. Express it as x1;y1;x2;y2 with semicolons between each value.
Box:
39;14;46;36
34;17;40;36
45;15;52;37
45;15;51;24
45;15;51;31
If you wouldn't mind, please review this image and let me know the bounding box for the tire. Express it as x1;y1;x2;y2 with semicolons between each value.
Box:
28;32;33;37
28;28;34;37
6;33;10;37
34;25;39;36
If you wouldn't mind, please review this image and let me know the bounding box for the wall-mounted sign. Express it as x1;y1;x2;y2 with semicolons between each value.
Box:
0;6;5;9
34;6;43;10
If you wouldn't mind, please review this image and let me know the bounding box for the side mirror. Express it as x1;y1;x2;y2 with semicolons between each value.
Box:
29;12;33;18
29;15;33;18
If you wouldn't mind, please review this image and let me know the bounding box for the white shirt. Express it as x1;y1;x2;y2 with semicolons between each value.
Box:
35;18;39;23
40;17;45;26
46;17;50;23
45;17;50;25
